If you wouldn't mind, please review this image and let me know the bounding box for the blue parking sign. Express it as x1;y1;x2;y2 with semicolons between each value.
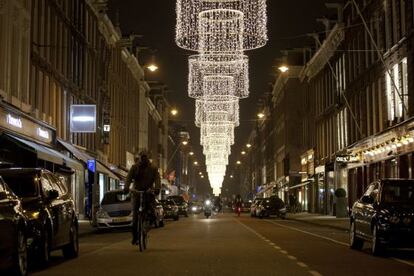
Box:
87;159;96;173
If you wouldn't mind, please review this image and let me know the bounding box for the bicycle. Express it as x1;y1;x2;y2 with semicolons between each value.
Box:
130;189;150;252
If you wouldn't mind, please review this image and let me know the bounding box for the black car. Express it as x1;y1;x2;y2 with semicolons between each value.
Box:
256;196;287;219
0;168;79;265
160;199;179;221
350;179;414;255
0;176;28;276
167;195;188;217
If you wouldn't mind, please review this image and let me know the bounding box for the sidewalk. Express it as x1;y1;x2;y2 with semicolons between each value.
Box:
78;220;97;237
287;213;349;231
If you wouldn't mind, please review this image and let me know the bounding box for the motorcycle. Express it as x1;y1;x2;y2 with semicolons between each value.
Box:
204;199;212;218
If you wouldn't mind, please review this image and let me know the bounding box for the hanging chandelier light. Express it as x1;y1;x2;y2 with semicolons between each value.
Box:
176;0;268;52
176;0;268;195
188;54;249;99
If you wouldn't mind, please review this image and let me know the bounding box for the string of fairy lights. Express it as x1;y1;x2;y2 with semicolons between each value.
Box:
176;0;268;195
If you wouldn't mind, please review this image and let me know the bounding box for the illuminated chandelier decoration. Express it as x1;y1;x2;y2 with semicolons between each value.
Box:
176;0;267;195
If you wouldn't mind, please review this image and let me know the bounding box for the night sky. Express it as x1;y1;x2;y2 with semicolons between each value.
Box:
109;0;333;190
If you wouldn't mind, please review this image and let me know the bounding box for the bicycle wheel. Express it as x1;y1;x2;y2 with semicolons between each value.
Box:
142;220;149;250
138;215;144;252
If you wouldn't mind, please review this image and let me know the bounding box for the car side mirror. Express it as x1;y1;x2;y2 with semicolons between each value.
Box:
0;191;7;200
47;189;59;200
361;195;374;204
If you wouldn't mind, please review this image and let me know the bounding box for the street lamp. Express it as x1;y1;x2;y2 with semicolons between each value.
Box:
200;175;204;178
278;65;289;73
230;175;234;178
246;143;252;148
182;140;188;146
170;108;178;116
147;64;159;72
241;151;246;155
257;112;265;119
193;161;198;165
236;160;241;165
189;151;194;156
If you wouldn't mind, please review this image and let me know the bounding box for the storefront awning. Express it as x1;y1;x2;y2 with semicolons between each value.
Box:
58;138;119;180
2;134;63;165
289;181;312;190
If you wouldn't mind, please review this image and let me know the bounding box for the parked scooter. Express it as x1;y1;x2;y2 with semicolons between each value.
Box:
204;199;212;218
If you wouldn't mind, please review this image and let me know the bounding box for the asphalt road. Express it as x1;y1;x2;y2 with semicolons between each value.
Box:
31;213;414;276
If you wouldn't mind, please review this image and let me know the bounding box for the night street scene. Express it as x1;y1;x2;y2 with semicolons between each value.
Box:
2;0;414;275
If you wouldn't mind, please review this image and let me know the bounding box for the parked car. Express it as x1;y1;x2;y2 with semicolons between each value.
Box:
154;199;165;228
0;168;79;266
96;190;132;229
0;176;28;276
168;195;188;217
242;202;251;213
350;179;414;255
160;199;179;221
256;196;287;219
250;198;264;217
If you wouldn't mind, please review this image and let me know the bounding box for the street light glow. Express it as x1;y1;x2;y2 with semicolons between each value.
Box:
194;161;198;165
246;143;252;148
182;140;188;146
230;175;233;178
236;160;241;165
241;151;246;155
278;65;289;73
147;64;159;72
257;112;265;119
189;151;194;156
170;108;178;116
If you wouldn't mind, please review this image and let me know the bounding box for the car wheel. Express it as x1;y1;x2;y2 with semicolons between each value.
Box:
371;224;384;256
37;226;51;267
11;228;27;276
62;221;79;259
174;215;179;221
159;219;164;227
350;220;364;250
184;212;188;217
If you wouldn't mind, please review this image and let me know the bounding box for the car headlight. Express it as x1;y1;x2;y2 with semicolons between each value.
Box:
191;206;197;211
205;200;211;206
279;208;286;212
25;211;40;220
96;209;110;219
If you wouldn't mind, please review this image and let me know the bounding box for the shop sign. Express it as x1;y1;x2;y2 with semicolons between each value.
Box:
70;105;96;133
336;155;360;163
37;127;50;140
0;108;53;144
6;114;22;128
87;159;96;173
315;166;325;174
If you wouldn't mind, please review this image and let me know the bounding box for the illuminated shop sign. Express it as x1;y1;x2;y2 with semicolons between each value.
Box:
103;125;110;132
6;114;23;128
336;155;360;163
37;128;50;140
70;105;96;133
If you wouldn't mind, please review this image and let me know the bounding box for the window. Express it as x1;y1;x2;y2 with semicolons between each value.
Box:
0;178;5;193
41;176;54;196
385;57;408;121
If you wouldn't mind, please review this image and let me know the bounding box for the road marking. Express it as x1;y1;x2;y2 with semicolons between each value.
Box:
297;262;308;268
390;257;414;268
265;220;348;246
236;219;323;275
309;270;323;276
265;219;414;268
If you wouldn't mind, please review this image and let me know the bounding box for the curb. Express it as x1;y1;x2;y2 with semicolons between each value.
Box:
287;216;349;232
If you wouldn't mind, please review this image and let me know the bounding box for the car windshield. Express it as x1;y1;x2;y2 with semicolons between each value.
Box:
382;181;414;205
101;192;131;205
1;173;39;198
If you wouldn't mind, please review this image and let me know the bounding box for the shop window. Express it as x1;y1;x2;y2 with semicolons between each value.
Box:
385;57;408;121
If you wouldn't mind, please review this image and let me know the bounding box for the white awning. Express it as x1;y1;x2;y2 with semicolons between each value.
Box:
96;161;120;181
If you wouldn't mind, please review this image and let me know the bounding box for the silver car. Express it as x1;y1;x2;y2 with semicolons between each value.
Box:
96;190;132;228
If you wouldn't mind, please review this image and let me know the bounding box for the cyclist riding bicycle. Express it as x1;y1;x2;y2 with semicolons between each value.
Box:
125;151;160;245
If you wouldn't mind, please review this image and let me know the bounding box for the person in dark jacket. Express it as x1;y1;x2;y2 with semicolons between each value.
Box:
125;151;160;245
